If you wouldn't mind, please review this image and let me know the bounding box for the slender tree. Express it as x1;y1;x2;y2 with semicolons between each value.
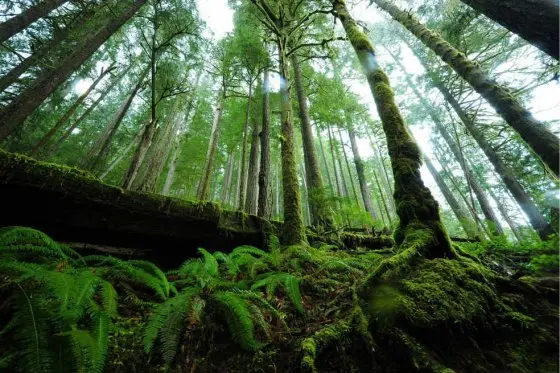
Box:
347;125;377;220
292;54;336;229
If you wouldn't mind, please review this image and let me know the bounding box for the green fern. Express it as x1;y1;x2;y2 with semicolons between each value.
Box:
252;272;304;313
213;290;260;350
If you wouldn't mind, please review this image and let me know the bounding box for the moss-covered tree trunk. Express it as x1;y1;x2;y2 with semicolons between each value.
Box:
0;0;146;142
459;0;559;59
245;120;260;215
0;0;70;43
372;0;559;177
278;43;306;244
257;70;271;219
196;94;225;201
238;86;253;210
30;64;114;156
291;54;336;229
333;0;453;258
424;155;481;240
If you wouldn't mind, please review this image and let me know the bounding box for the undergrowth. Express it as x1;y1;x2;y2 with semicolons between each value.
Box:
0;226;557;373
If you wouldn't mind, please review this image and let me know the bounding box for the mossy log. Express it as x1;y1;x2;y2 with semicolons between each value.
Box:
0;150;280;268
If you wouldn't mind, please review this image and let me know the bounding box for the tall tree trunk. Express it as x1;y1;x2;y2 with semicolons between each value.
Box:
137;105;181;192
277;41;305;244
327;125;343;197
371;160;393;228
221;152;234;204
195;94;225;200
316;124;334;195
258;70;271;219
459;0;559;59
334;0;453;257
100;123;145;180
30;64;114;156
434;147;491;239
245;120;260;215
348;126;378;220
338;127;361;208
424;155;481;240
46;65;130;158
238;85;253;210
373;0;559;176
300;162;312;226
0;0;146;142
0;0;70;43
82;68;146;172
291;54;335;229
484;180;524;242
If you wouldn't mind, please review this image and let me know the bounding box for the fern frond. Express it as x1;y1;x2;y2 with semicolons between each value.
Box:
231;245;267;258
129;260;170;298
143;287;199;356
101;281;118;317
252;273;304;313
213;290;259;351
0;226;67;260
198;248;219;277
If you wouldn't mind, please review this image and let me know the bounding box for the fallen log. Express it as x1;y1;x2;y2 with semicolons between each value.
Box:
0;150;280;268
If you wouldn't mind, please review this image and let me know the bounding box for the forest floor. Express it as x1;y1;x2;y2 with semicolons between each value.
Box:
103;232;559;373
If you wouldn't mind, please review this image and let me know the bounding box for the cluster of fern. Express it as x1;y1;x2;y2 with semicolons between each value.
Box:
0;227;171;373
0;226;388;372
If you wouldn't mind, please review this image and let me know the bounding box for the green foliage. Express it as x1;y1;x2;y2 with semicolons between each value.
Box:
0;227;159;373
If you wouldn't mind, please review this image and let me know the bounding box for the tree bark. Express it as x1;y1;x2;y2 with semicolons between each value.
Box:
334;0;453;257
316;124;334;195
245;120;260;215
348;126;378;220
459;0;559;59
424;155;481;240
0;0;146;142
195;94;224;200
291;54;336;229
0;0;70;43
30;64;114;156
238;85;253;210
373;0;559;176
257;70;271;219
